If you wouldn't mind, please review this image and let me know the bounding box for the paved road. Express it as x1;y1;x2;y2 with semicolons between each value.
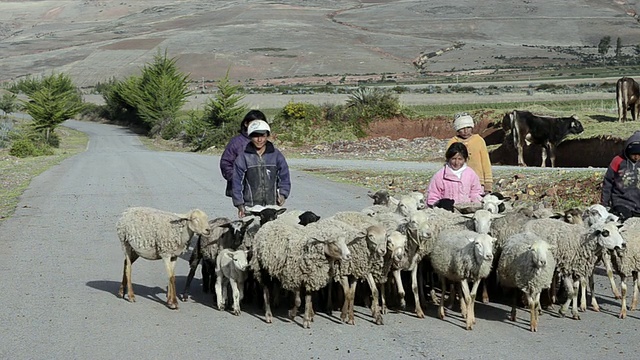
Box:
0;120;635;360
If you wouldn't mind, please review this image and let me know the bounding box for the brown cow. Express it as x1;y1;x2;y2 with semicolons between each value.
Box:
616;77;640;122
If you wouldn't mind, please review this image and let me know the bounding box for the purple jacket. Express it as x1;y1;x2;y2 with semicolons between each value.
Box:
220;130;251;197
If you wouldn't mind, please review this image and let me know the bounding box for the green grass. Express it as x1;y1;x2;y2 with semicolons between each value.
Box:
0;125;88;221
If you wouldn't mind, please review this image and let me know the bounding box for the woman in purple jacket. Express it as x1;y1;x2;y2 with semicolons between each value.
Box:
220;110;267;197
426;142;483;208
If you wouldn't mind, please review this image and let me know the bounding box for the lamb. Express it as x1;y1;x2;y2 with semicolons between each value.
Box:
180;216;255;301
250;217;354;328
116;207;211;309
215;249;250;315
523;218;626;319
482;193;510;214
497;232;556;332
429;229;495;330
272;209;321;227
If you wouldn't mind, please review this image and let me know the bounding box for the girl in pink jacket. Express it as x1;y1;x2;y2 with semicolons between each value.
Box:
426;142;483;207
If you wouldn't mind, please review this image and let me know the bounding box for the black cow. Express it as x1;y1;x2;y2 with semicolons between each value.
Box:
502;110;584;167
616;76;640;122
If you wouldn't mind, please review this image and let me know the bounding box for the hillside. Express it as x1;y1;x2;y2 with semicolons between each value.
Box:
1;0;639;87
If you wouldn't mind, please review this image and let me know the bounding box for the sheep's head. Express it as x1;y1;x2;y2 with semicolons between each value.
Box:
298;211;321;226
368;190;390;206
221;217;255;249
470;233;495;262
247;206;287;225
309;237;351;262
396;196;418;217
582;204;619;226
591;221;626;252
182;209;211;236
228;250;250;271
463;209;503;235
359;225;387;258
528;239;554;269
387;230;407;265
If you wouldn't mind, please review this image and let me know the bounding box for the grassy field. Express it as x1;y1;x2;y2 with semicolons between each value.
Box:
0;125;88;220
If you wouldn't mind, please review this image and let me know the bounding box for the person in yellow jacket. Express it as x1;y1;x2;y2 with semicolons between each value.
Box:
446;112;493;193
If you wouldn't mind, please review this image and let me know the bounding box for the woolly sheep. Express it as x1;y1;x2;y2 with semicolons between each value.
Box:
250;217;354;328
482;193;509;214
607;217;640;319
430;229;495;330
332;224;390;325
215;249;250;316
524;218;626;319
180;216;255;301
497;232;556;332
275;209;322;227
116;207;211;309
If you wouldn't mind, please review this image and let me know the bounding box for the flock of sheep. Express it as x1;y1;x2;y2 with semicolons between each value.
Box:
114;190;640;332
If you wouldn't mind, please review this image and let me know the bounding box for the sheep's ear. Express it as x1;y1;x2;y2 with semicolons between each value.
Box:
491;213;505;219
242;217;255;226
306;237;325;246
462;213;474;219
550;213;564;219
276;208;287;216
367;192;375;199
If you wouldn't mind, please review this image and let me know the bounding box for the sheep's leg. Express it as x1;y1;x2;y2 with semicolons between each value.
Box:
289;289;301;319
326;280;333;316
481;280;490;304
579;276;587;312
163;256;179;310
460;280;477;330
379;282;387;315
230;280;241;316
619;274;628;319
540;145;548;168
571;279;581;320
550;270;558;306
448;283;458;310
215;271;225;310
417;261;426;308
263;283;273;324
630;272;639;311
509;290;518;322
303;293;313;329
180;249;200;301
339;276;351;323
392;269;406;309
119;250;139;301
602;252;621;299
366;274;383;325
429;272;439;304
348;280;357;325
411;266;424;319
530;292;541;332
458;283;467;318
438;278;447;320
587;273;600;312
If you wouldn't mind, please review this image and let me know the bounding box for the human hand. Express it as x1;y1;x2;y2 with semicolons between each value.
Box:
237;205;245;218
277;194;286;206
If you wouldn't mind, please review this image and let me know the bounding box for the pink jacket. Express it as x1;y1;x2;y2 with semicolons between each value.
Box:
426;164;483;206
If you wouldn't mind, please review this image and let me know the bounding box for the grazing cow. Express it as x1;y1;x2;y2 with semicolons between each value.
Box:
502;110;584;167
616;77;640;122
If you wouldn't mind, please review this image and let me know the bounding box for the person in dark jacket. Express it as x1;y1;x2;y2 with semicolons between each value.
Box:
232;120;291;218
220;110;267;197
602;130;640;220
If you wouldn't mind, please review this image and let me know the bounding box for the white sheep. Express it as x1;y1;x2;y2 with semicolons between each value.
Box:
523;218;626;319
607;217;640;319
250;217;353;328
429;229;495;330
116;207;211;309
215;249;250;315
497;232;556;332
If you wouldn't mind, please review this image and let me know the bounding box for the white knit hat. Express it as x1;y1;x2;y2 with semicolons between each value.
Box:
453;113;475;131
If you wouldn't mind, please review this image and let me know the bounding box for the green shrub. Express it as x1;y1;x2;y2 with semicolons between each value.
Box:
160;117;183;140
9;138;53;158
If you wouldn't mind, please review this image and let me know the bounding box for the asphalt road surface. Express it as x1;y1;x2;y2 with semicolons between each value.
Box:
0;120;636;360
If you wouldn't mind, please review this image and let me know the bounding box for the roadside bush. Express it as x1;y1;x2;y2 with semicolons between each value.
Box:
9;136;53;157
0;119;14;148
